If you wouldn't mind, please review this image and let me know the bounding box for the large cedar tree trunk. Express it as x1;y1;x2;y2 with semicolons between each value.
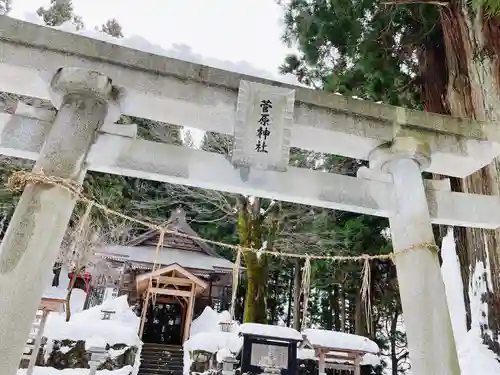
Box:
422;2;500;354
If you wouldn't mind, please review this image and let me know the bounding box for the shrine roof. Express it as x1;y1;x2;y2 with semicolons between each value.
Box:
98;244;234;272
98;208;235;272
125;208;220;257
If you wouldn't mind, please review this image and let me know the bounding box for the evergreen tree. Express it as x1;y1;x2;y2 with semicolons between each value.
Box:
101;18;124;38
0;0;11;15
280;0;500;359
37;0;84;29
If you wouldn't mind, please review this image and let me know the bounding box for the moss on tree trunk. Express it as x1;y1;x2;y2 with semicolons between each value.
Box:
237;196;279;324
243;251;269;324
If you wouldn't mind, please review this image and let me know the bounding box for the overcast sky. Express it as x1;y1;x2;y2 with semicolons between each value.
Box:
10;0;294;75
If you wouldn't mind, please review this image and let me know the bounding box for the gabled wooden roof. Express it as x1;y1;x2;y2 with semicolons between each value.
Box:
126;208;220;258
136;263;208;295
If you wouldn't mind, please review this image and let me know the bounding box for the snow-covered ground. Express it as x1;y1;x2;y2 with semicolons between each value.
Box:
17;367;133;375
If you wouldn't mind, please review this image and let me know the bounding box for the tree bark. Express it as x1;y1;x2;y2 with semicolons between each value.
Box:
243;251;268;323
333;284;341;331
238;197;280;324
286;264;294;327
390;307;400;375
340;286;346;332
293;258;302;330
439;3;500;354
354;292;368;337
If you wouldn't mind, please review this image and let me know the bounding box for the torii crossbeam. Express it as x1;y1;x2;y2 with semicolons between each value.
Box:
0;16;497;375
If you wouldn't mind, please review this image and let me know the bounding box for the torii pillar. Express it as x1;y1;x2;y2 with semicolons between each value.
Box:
0;67;118;375
370;137;461;375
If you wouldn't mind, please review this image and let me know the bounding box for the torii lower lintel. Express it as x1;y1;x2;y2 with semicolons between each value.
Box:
0;111;499;230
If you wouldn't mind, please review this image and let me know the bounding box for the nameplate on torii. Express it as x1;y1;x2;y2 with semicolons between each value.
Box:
232;80;295;172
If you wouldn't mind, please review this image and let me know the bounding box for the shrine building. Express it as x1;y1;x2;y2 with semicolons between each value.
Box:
90;208;235;346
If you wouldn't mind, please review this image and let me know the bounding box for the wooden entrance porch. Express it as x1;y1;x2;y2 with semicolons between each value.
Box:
137;263;208;345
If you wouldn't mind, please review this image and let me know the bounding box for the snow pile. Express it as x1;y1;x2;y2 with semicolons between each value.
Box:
361;353;381;366
183;307;242;375
189;306;221;336
17;367;133;375
184;307;242;354
44;295;140;347
458;328;500;375
441;228;500;375
441;229;468;343
216;348;234;363
302;328;379;354
184;330;242;354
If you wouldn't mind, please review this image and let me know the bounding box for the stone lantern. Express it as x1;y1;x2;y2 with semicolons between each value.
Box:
88;346;107;375
219;320;234;332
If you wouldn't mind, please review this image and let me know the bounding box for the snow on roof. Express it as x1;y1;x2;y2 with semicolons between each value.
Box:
239;323;302;341
99;245;234;272
43;295;140;347
302;329;379;354
42;287;67;301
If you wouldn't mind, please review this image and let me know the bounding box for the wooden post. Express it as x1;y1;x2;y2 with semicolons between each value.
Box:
183;283;196;342
138;288;151;338
179;303;186;343
317;350;326;375
353;355;361;375
208;276;213;306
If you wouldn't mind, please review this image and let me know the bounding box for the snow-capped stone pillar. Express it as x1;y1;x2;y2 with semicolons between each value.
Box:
369;137;461;375
0;67;119;375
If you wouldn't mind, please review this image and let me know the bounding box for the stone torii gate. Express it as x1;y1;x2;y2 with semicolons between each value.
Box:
0;16;499;375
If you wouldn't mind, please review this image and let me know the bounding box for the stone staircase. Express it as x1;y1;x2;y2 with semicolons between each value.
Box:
139;343;184;375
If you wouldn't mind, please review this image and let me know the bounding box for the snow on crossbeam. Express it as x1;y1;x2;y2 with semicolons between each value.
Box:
302;329;379;354
239;323;303;341
1;16;500;177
